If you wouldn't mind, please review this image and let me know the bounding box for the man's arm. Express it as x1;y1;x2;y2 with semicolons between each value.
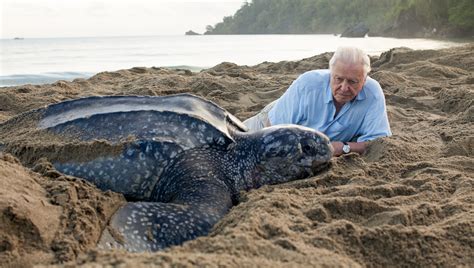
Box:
331;141;367;157
355;78;392;142
332;78;389;157
268;71;321;126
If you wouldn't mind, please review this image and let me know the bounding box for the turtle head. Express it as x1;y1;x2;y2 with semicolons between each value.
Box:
253;124;333;184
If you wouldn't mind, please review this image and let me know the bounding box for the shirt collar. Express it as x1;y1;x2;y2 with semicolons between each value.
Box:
356;86;367;101
324;81;333;103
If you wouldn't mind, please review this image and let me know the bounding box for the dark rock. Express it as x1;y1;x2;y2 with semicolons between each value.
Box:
367;31;382;37
185;30;200;36
340;22;369;38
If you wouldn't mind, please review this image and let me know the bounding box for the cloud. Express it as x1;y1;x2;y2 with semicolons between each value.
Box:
1;0;243;38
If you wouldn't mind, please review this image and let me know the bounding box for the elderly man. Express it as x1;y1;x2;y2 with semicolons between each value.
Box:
244;46;391;157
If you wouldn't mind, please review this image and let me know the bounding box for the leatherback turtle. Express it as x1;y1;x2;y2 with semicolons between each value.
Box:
0;93;333;252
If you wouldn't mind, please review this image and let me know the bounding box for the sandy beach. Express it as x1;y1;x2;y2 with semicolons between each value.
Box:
0;44;472;267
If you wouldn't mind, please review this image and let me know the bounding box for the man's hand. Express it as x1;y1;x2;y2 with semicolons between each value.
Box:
331;141;344;157
331;141;367;157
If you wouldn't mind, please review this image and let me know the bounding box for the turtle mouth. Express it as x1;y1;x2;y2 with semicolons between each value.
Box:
295;158;332;176
311;161;332;175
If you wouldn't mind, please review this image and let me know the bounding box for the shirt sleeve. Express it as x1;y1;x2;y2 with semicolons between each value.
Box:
356;81;392;142
268;73;308;125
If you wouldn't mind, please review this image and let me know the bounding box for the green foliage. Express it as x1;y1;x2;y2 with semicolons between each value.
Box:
448;0;474;28
205;0;473;35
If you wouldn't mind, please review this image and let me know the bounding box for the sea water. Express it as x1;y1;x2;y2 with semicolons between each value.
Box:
0;34;468;87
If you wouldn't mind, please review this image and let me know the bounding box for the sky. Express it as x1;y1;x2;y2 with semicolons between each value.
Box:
0;0;245;38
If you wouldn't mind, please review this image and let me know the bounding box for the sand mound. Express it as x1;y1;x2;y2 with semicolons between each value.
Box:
0;154;124;266
0;44;472;267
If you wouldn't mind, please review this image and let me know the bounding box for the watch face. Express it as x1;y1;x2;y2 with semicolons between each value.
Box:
342;144;350;154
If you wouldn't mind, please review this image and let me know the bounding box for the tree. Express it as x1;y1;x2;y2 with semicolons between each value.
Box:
204;0;473;36
448;0;474;28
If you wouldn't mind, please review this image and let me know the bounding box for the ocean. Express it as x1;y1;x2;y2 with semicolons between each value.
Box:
0;34;468;87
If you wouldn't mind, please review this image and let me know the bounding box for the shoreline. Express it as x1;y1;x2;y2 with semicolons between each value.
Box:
1;35;471;87
3;33;474;39
0;44;473;266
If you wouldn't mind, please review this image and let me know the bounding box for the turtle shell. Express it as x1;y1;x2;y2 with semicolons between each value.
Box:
0;93;248;199
40;93;247;144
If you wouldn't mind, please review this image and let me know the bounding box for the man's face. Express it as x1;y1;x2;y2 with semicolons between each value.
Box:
330;62;366;105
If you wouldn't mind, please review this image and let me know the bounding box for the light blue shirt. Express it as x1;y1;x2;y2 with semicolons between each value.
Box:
268;69;392;142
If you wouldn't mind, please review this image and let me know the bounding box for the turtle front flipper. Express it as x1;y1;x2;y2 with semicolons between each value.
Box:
53;140;182;201
98;178;233;252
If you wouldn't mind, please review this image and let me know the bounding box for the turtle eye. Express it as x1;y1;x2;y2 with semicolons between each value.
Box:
300;138;317;155
302;144;313;153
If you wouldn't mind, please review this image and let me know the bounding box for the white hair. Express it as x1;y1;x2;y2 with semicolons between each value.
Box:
329;46;371;75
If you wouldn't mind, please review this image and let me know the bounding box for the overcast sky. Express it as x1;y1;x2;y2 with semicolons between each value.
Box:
0;0;244;38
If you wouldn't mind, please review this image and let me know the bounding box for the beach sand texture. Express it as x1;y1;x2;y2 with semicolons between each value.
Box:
0;45;472;267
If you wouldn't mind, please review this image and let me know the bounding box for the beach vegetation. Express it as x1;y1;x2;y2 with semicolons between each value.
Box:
205;0;474;37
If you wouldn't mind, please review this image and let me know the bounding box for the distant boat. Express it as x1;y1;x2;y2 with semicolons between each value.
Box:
13;37;24;40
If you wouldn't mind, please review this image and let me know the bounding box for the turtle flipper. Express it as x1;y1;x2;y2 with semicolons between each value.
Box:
98;181;232;252
53;140;182;200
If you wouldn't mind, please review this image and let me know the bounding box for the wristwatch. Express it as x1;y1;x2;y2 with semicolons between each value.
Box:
342;142;351;154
